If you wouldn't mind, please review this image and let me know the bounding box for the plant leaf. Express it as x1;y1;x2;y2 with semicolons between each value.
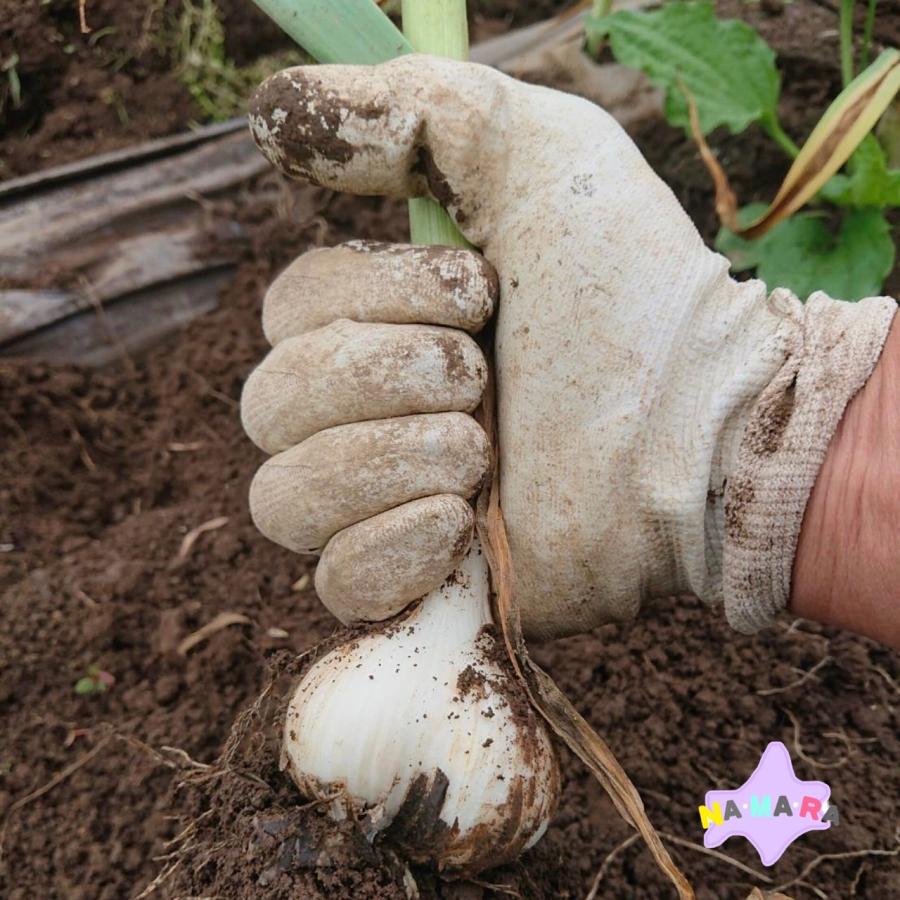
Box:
75;676;100;695
736;49;900;238
820;135;900;207
250;0;412;65
585;1;779;136
691;49;900;240
717;206;895;301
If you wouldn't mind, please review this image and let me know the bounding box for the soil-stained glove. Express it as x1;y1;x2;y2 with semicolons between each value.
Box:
244;56;896;638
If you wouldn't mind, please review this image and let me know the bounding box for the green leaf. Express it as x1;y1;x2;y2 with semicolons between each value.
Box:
585;1;779;136
75;676;99;695
820;135;900;207
250;0;413;65
717;206;895;301
715;203;769;270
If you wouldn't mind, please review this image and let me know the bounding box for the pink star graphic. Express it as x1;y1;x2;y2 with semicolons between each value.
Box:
701;741;832;866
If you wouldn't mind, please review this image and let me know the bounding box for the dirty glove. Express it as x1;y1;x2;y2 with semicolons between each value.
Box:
243;56;896;638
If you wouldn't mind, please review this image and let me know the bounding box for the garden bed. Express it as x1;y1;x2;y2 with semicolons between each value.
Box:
0;2;897;898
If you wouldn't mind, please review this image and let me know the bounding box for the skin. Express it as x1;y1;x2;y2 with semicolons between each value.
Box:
792;317;900;649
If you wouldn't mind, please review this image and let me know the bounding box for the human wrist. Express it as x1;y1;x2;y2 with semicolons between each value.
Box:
721;292;896;633
791;314;900;648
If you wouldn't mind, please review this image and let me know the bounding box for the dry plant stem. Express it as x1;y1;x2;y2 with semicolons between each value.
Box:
134;859;181;900
170;515;230;568
782;708;852;770
657;832;774;884
79;276;137;376
772;841;900;895
682;83;739;231
176;610;252;655
682;52;900;238
469;879;522;898
473;368;695;900
745;892;794;900
585;832;640;900
871;665;898;692
849;859;868;896
78;0;91;34
756;656;831;696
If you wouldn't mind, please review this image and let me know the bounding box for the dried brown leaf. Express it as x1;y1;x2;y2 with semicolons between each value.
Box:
682;49;900;240
474;362;694;900
170;515;229;568
177;611;252;656
167;441;205;452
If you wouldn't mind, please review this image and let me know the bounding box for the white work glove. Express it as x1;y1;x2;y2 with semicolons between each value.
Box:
243;56;896;639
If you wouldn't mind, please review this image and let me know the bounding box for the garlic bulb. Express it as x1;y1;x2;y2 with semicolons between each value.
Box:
282;540;560;874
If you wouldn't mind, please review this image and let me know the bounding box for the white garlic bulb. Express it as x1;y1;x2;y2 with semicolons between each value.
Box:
282;540;560;874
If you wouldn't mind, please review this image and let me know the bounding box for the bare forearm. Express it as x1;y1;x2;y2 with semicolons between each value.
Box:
792;315;900;648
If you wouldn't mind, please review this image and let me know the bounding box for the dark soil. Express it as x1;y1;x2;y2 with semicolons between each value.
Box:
0;0;571;180
1;2;898;899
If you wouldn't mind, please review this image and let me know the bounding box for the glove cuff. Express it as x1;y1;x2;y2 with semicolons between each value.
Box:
723;291;897;633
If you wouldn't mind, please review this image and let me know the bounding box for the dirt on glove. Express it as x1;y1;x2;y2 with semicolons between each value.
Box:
1;1;898;898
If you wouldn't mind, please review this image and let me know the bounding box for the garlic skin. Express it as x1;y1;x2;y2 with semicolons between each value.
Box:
282;541;560;874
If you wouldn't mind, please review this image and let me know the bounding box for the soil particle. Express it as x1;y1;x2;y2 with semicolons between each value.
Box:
456;663;489;699
474;624;542;737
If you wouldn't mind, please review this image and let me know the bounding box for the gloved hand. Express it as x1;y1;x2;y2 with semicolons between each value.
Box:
243;56;896;639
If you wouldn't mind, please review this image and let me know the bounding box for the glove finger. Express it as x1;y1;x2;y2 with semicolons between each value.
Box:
315;494;473;624
241;320;487;455
262;241;497;344
249;412;489;553
249;56;515;236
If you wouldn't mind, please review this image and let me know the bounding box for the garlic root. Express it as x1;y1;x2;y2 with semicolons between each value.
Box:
282;540;560;874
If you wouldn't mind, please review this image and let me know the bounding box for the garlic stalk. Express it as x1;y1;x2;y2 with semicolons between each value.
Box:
282;539;560;874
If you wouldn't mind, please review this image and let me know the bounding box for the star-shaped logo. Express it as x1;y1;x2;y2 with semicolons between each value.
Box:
700;741;834;866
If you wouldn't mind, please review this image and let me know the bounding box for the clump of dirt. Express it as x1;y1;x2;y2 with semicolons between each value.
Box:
153;650;416;899
1;1;898;899
1;0;189;178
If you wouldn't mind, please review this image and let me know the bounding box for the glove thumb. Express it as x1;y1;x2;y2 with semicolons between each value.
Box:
249;55;514;241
